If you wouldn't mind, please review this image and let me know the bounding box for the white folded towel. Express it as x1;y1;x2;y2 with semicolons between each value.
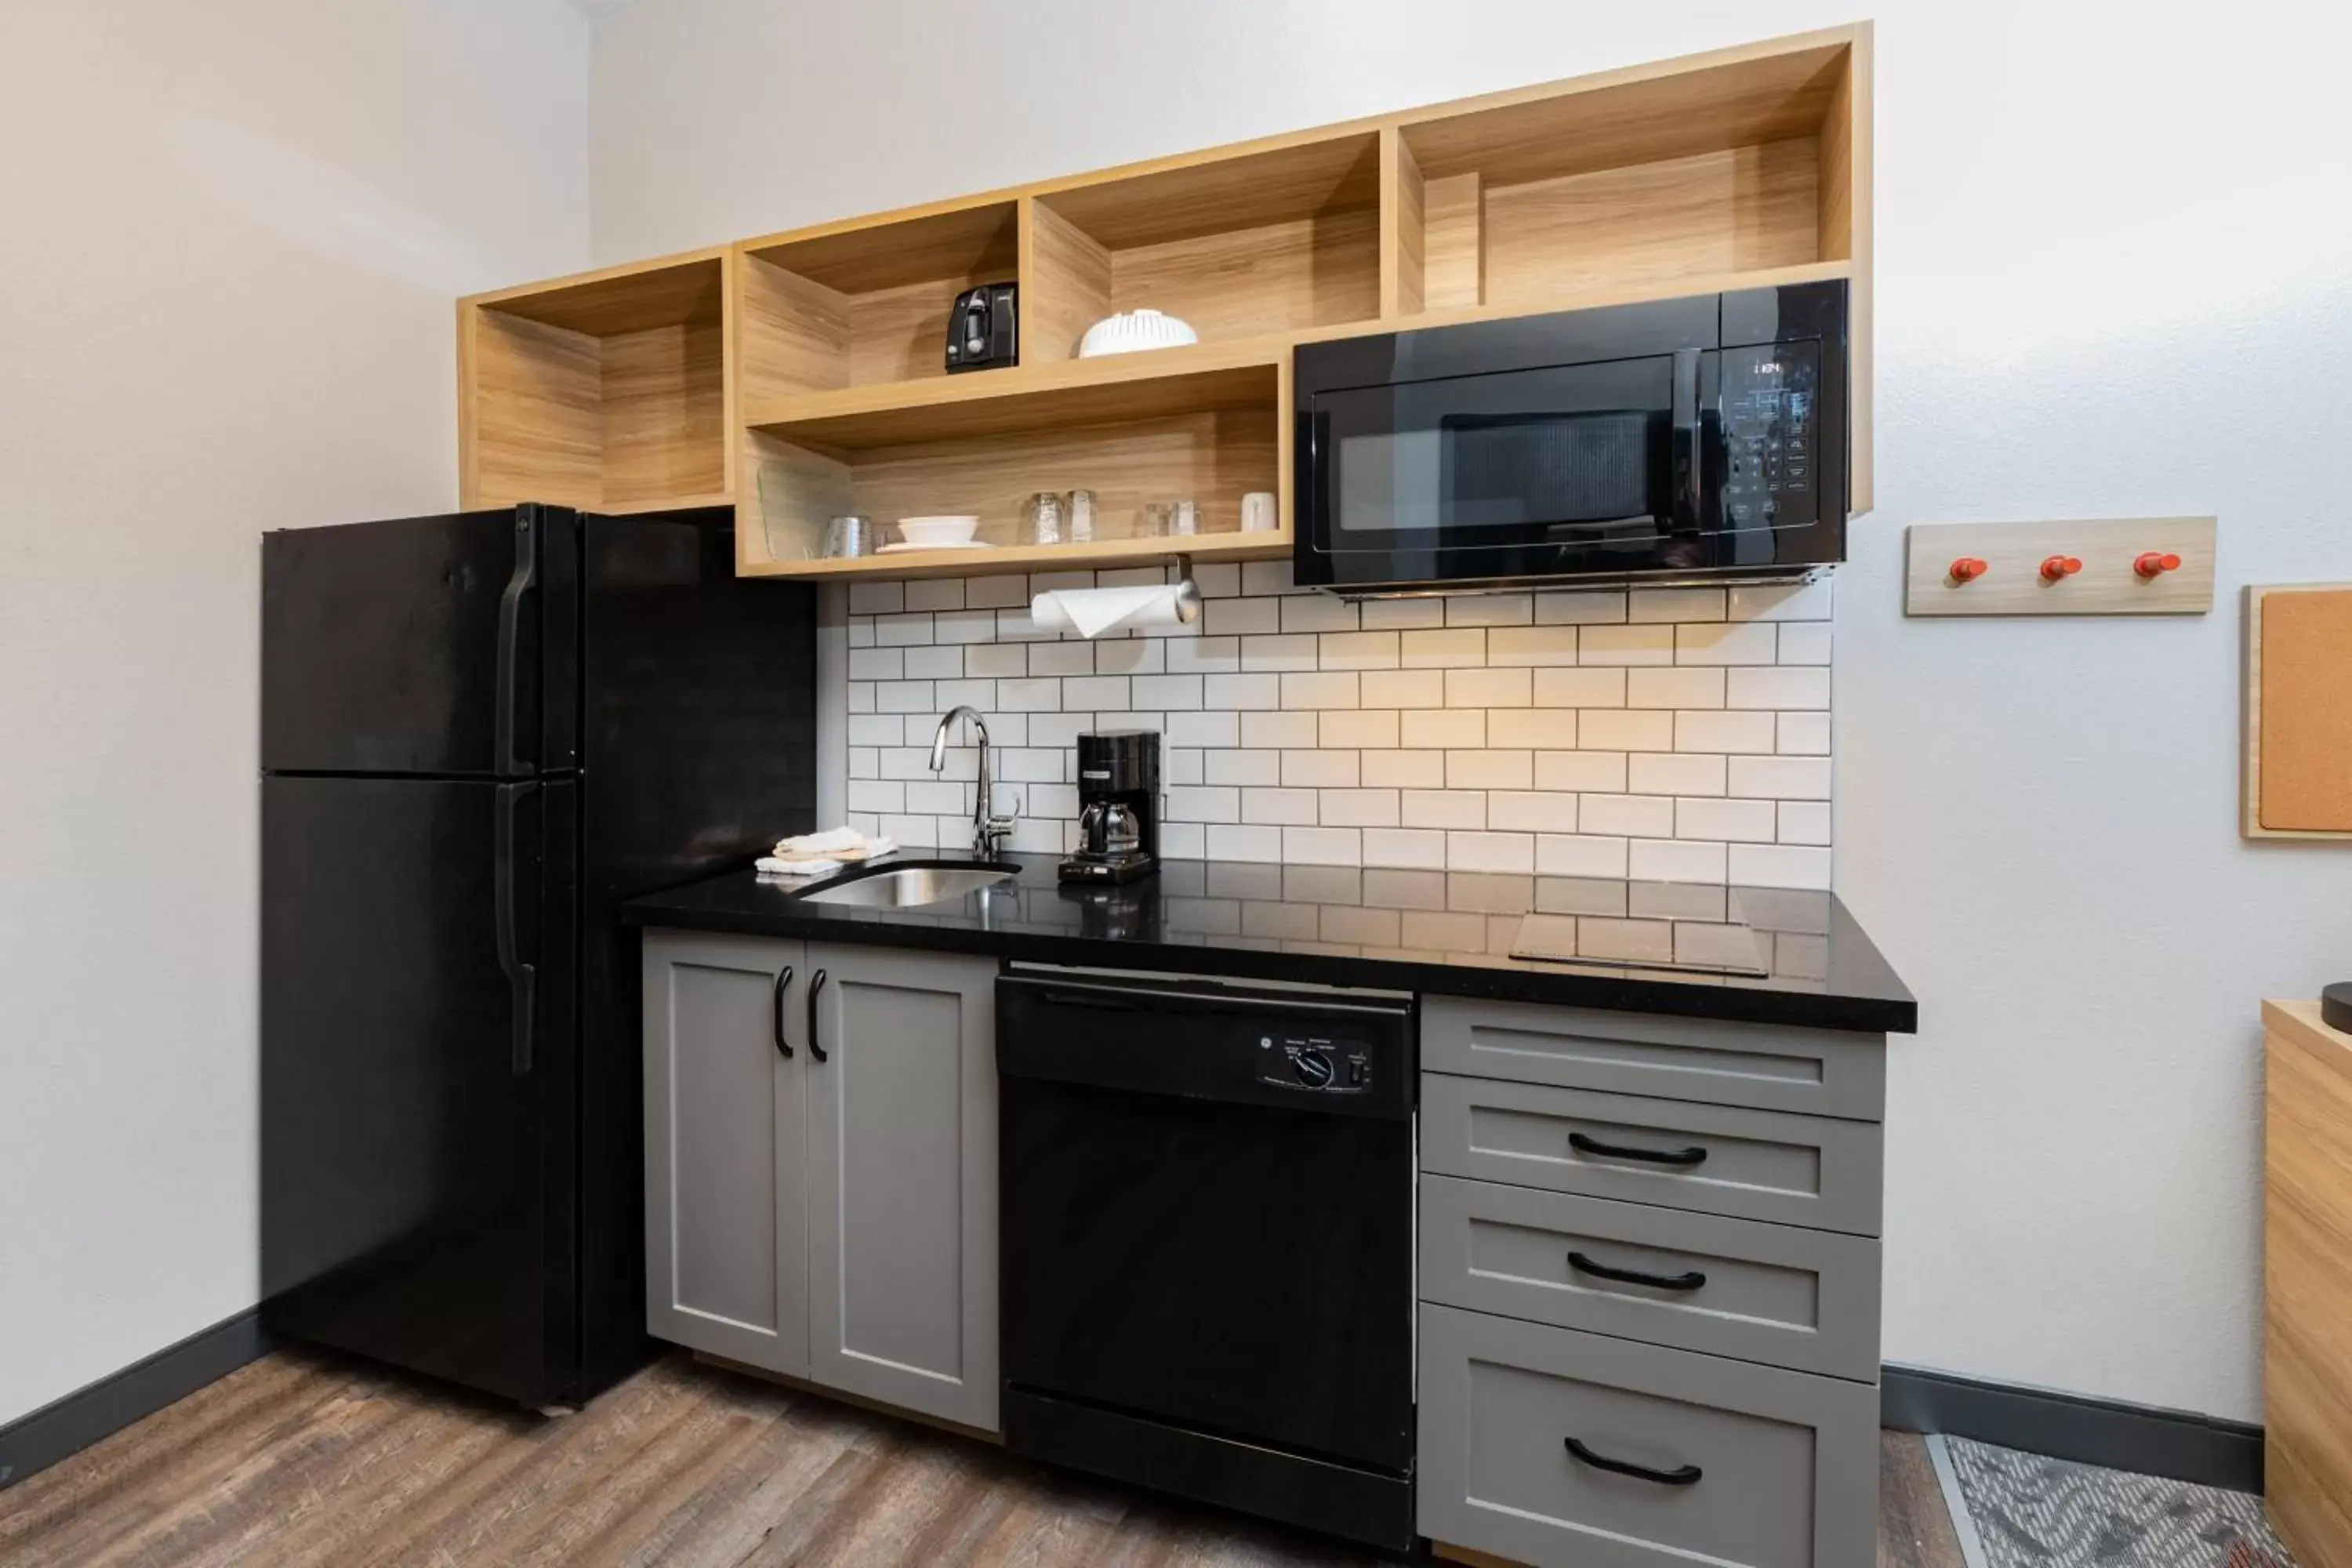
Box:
757;827;898;879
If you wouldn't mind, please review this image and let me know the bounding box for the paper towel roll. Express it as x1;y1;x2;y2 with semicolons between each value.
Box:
1030;583;1194;638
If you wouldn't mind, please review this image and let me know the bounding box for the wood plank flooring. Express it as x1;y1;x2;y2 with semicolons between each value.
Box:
0;1348;1969;1567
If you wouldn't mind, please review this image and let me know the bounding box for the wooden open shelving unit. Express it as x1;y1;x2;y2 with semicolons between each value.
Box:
456;24;1873;580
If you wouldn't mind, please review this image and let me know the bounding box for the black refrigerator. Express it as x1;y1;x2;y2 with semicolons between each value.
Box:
260;503;814;1409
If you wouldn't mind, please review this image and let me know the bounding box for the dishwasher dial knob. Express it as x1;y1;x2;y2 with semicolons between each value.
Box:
1292;1050;1335;1088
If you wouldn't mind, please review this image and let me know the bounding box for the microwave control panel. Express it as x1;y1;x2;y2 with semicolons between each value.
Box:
1719;340;1820;531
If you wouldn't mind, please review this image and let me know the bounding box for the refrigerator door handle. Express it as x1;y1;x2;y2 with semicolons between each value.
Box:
495;511;539;779
495;781;539;1076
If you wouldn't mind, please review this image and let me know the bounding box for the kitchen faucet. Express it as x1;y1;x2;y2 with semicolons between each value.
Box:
930;705;1015;858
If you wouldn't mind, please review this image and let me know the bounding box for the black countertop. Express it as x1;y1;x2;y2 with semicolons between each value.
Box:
622;852;1915;1035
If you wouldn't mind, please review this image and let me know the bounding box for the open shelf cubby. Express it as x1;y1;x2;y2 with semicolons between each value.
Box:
1022;132;1384;364
1392;38;1862;313
739;201;1019;399
740;357;1282;578
460;250;729;511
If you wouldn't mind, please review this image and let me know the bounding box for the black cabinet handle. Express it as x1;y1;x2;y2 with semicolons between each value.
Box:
1570;1131;1708;1167
806;968;829;1063
1568;1250;1706;1293
1563;1436;1701;1486
771;965;794;1059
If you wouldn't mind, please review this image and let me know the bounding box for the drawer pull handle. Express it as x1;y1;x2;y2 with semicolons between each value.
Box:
1569;1131;1708;1167
1563;1436;1703;1487
1567;1250;1707;1293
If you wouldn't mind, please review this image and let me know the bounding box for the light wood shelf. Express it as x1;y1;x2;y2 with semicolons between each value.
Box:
457;24;1874;548
459;248;732;513
738;528;1291;583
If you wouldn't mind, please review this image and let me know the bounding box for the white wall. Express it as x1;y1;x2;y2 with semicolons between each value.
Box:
0;0;590;1427
589;0;2352;1422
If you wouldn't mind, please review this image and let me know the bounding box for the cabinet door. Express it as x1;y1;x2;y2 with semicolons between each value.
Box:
805;945;1000;1431
642;930;809;1377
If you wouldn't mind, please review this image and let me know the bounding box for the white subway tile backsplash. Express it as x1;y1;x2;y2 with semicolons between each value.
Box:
1577;624;1675;665
1318;789;1399;827
1359;597;1446;630
1577;710;1675;752
1629;587;1726;623
1401;708;1484;749
1776;622;1833;665
1402;628;1486;667
1446;594;1532;628
1537;833;1628;877
1446;750;1534;789
1579;793;1675;838
1447;831;1534;873
1675;797;1777;843
1727;666;1831;709
1534;750;1628;793
1628;752;1725;797
1729;755;1832;800
1402;909;1487;949
1627;667;1726;709
1242;788;1319;826
1362;750;1447;788
1281;671;1360;710
1242;710;1319;748
1403;789;1486;830
1534;668;1628;708
1484;626;1581;667
1283;750;1359;787
825;564;1834;880
1673;710;1778;753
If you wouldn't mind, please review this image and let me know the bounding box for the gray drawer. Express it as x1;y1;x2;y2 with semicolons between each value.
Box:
1422;1073;1882;1236
1420;1175;1881;1381
1419;1304;1877;1568
1423;996;1886;1120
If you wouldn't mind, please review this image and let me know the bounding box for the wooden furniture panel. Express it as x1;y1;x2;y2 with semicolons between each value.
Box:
2245;585;2352;840
2265;999;2352;1568
1904;517;2217;619
1421;1073;1885;1236
1421;995;1886;1120
1419;1304;1878;1568
460;249;731;512
1421;1174;1882;1381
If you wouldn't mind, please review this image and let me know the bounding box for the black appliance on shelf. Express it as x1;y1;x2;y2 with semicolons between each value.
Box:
996;971;1417;1549
945;281;1018;373
1293;278;1848;593
260;503;815;1410
1058;729;1159;885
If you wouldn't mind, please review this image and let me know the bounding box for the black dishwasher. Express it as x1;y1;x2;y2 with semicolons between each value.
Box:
996;969;1415;1550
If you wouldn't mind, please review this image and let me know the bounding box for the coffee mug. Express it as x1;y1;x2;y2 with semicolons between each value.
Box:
1241;492;1278;532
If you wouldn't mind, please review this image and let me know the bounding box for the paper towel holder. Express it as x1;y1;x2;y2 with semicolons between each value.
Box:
1170;555;1203;626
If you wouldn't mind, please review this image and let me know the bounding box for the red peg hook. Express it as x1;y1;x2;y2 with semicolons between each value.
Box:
2040;554;2083;583
2135;551;2183;579
1948;557;1989;583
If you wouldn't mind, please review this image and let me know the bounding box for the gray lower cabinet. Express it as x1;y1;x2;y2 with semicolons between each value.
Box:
805;942;999;1431
642;929;999;1432
1418;1304;1878;1568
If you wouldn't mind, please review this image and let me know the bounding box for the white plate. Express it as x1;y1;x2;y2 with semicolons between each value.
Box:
874;540;994;554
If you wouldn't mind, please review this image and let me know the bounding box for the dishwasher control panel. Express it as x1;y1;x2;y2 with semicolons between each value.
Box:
1256;1035;1375;1094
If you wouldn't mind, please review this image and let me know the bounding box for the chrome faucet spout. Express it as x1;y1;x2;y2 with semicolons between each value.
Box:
930;705;1014;858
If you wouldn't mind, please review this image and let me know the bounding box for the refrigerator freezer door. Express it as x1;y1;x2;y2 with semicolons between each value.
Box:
260;506;579;777
261;773;579;1406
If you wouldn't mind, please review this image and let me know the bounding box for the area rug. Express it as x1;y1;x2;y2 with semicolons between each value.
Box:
1941;1436;2295;1568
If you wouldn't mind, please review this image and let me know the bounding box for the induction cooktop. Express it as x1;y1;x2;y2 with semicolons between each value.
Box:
1509;880;1779;976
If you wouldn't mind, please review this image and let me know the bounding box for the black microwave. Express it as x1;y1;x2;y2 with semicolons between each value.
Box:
1293;280;1847;593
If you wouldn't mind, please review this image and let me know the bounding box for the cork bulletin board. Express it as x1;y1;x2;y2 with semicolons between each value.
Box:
2245;583;2352;840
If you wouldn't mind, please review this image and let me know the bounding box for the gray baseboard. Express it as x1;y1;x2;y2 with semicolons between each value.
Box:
1883;1363;2263;1494
0;1310;274;1491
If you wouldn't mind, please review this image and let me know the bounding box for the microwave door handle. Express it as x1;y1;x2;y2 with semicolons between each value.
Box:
1670;348;1702;534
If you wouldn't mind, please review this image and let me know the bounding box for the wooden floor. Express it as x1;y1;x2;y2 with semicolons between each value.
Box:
0;1348;1969;1568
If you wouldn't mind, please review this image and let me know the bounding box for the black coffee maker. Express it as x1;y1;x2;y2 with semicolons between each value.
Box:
1060;730;1160;884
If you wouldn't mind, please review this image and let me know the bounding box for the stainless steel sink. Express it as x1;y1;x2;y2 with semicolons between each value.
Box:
797;862;1018;909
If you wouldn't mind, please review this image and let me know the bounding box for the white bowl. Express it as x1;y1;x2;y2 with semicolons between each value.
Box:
896;515;981;547
1077;309;1200;358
